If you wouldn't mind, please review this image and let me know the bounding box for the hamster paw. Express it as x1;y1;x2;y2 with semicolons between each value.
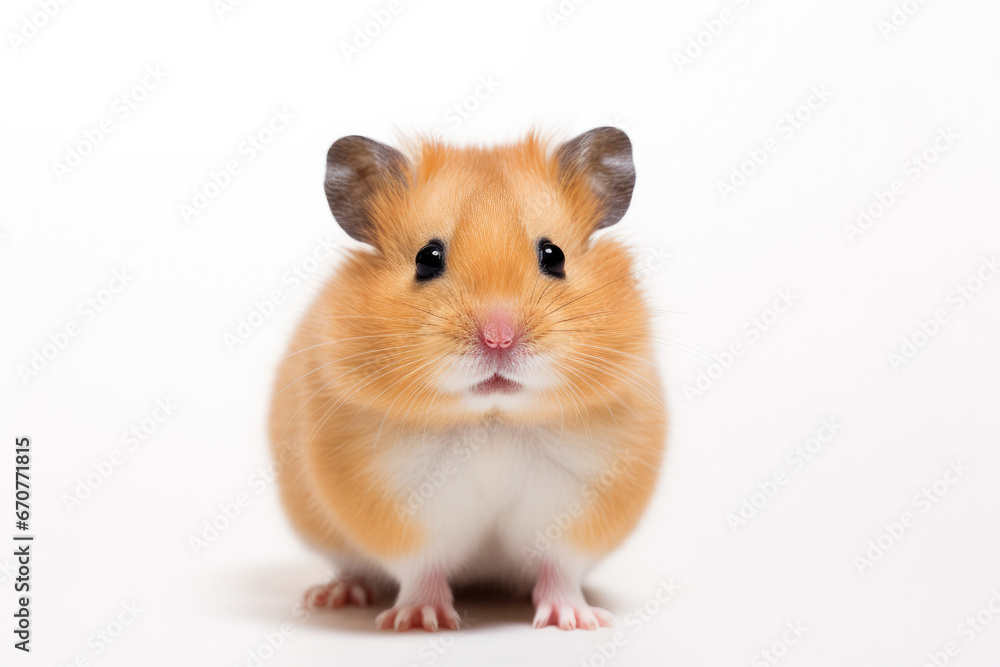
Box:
532;600;614;630
303;576;374;609
375;603;462;632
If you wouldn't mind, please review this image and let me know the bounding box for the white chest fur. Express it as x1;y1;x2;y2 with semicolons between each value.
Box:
378;424;610;582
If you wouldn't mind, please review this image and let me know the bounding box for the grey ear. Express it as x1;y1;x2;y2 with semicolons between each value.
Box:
556;127;636;229
324;135;409;244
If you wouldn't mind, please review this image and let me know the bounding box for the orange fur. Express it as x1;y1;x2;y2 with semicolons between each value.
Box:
268;132;666;562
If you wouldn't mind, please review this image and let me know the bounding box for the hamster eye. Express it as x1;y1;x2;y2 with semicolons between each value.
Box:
415;241;445;281
537;239;565;278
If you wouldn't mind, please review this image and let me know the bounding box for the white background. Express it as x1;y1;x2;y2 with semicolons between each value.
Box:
2;0;1000;665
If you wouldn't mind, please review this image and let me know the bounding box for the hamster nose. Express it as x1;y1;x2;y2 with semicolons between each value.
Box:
479;310;520;351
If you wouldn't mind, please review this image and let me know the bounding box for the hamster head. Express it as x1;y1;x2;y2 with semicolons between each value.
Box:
315;127;654;428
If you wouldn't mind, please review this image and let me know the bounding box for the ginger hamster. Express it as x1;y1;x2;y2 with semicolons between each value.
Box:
268;127;666;631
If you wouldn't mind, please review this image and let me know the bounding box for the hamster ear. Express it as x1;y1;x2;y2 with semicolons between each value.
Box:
556;127;635;230
324;135;409;245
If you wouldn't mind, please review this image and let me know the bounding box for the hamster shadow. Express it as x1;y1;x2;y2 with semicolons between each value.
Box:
209;561;620;633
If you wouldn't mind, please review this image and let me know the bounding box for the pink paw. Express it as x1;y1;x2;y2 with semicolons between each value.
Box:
303;576;374;609
376;603;461;632
532;600;614;630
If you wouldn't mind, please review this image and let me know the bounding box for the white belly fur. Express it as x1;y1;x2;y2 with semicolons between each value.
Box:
367;423;612;590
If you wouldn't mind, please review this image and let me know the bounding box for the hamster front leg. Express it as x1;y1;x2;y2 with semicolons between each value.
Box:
531;553;613;630
374;564;461;631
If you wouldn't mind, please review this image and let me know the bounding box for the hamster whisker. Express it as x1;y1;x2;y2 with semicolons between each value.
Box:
564;358;662;411
274;349;431;443
280;334;438;361
551;360;636;424
291;314;433;323
645;308;739;330
371;352;452;451
271;359;340;400
572;340;708;387
547;326;712;366
549;308;651;326
531;272;569;307
561;361;642;420
543;264;663;318
275;314;434;327
657;338;724;365
553;360;618;423
552;383;566;436
301;350;439;445
549;307;725;329
380;295;454;324
333;349;447;437
387;363;452;466
650;335;728;365
274;361;378;445
395;365;440;432
543;328;628;334
550;365;595;451
566;348;661;390
573;342;656;366
563;352;664;410
272;343;427;398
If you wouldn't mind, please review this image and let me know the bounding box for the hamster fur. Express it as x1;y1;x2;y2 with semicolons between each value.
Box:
268;128;666;631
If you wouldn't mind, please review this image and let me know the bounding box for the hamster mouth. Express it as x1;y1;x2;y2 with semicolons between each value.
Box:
472;373;521;395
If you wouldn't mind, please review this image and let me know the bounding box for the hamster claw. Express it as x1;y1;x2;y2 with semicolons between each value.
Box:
532;601;613;631
376;603;461;632
303;576;375;609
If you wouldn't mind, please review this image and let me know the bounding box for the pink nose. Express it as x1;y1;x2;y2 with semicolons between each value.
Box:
480;310;519;350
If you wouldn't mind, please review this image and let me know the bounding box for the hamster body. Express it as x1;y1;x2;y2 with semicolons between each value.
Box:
268;128;666;631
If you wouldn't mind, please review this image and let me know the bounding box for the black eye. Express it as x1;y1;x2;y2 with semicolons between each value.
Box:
538;239;565;278
415;241;445;281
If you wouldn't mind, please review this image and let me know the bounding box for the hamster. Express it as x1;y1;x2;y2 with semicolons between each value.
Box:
268;127;666;631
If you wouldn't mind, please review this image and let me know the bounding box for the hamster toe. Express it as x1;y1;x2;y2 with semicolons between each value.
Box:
303;575;375;610
532;600;613;631
375;603;460;632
